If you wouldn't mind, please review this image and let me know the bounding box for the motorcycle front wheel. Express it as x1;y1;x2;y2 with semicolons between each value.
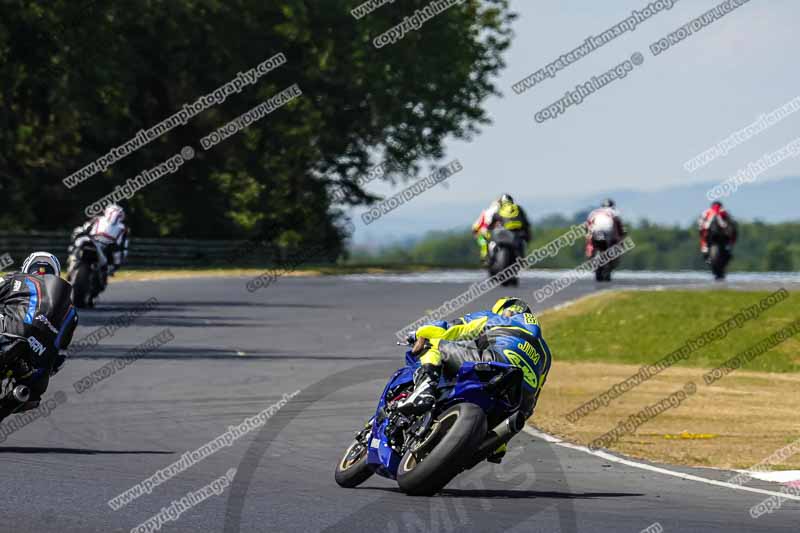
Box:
334;437;374;488
335;420;375;488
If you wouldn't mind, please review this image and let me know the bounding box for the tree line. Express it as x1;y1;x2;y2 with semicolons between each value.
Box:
350;214;800;272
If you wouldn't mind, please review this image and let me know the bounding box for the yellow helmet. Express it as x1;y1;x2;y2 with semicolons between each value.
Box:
492;297;531;316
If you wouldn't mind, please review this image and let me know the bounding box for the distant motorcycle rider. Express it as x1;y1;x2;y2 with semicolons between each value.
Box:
473;195;532;264
399;297;551;463
698;201;737;260
585;199;626;258
70;204;129;300
490;194;531;243
0;253;78;422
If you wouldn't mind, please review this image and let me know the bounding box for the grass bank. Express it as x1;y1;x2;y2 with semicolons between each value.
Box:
532;289;800;470
541;289;799;373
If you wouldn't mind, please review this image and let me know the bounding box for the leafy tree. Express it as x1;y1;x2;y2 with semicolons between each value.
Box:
0;0;514;260
766;243;794;272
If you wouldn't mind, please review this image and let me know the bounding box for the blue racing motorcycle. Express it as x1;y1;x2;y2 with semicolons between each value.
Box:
334;344;523;496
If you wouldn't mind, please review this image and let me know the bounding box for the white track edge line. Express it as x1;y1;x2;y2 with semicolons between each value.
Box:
523;426;800;502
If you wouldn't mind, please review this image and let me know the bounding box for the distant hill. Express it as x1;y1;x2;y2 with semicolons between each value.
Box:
566;176;800;226
350;220;800;273
351;176;800;247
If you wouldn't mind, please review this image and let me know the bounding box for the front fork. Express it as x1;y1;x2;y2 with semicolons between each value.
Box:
354;417;373;444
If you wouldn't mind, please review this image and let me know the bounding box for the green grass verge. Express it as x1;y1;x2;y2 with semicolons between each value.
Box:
541;290;800;373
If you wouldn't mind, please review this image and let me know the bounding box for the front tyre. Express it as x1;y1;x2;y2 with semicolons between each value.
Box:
397;403;487;496
335;437;374;488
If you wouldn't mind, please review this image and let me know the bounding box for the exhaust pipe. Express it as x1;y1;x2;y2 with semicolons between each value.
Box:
12;385;30;403
463;419;515;470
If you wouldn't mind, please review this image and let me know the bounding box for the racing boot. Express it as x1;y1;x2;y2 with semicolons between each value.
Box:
486;442;507;464
397;364;440;415
478;234;490;266
701;244;710;264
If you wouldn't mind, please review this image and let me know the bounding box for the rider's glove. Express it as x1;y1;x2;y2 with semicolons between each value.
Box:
411;337;431;357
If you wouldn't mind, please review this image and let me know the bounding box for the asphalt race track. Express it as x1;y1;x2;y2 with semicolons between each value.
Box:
2;273;798;533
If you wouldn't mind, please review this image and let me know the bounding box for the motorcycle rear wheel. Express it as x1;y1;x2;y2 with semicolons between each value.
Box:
709;244;728;280
490;247;516;286
397;403;486;496
595;264;612;282
71;263;93;308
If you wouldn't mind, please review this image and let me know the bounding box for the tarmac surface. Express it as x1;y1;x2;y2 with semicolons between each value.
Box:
2;273;797;532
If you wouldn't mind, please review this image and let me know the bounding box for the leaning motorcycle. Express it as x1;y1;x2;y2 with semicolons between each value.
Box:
0;333;46;422
334;342;523;496
590;229;618;282
487;228;521;286
67;235;104;308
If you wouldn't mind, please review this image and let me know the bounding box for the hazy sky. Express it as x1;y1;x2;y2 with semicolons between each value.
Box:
352;0;800;244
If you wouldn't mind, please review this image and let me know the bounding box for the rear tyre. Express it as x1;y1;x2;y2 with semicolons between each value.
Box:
71;264;92;308
335;437;374;488
594;259;611;282
490;247;515;286
592;244;614;282
709;244;727;280
397;403;487;496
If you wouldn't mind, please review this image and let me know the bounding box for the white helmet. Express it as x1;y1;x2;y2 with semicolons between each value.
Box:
21;252;61;276
104;204;125;224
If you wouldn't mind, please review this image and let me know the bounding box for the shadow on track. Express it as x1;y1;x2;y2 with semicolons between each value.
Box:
357;486;643;500
74;315;272;329
0;446;173;455
68;346;397;361
83;301;333;312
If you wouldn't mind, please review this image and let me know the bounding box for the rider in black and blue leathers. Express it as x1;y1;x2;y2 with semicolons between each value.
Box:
0;252;78;422
398;297;552;463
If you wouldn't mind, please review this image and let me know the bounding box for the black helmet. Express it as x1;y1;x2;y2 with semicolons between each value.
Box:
498;194;514;204
492;297;531;316
711;201;722;208
602;198;616;208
